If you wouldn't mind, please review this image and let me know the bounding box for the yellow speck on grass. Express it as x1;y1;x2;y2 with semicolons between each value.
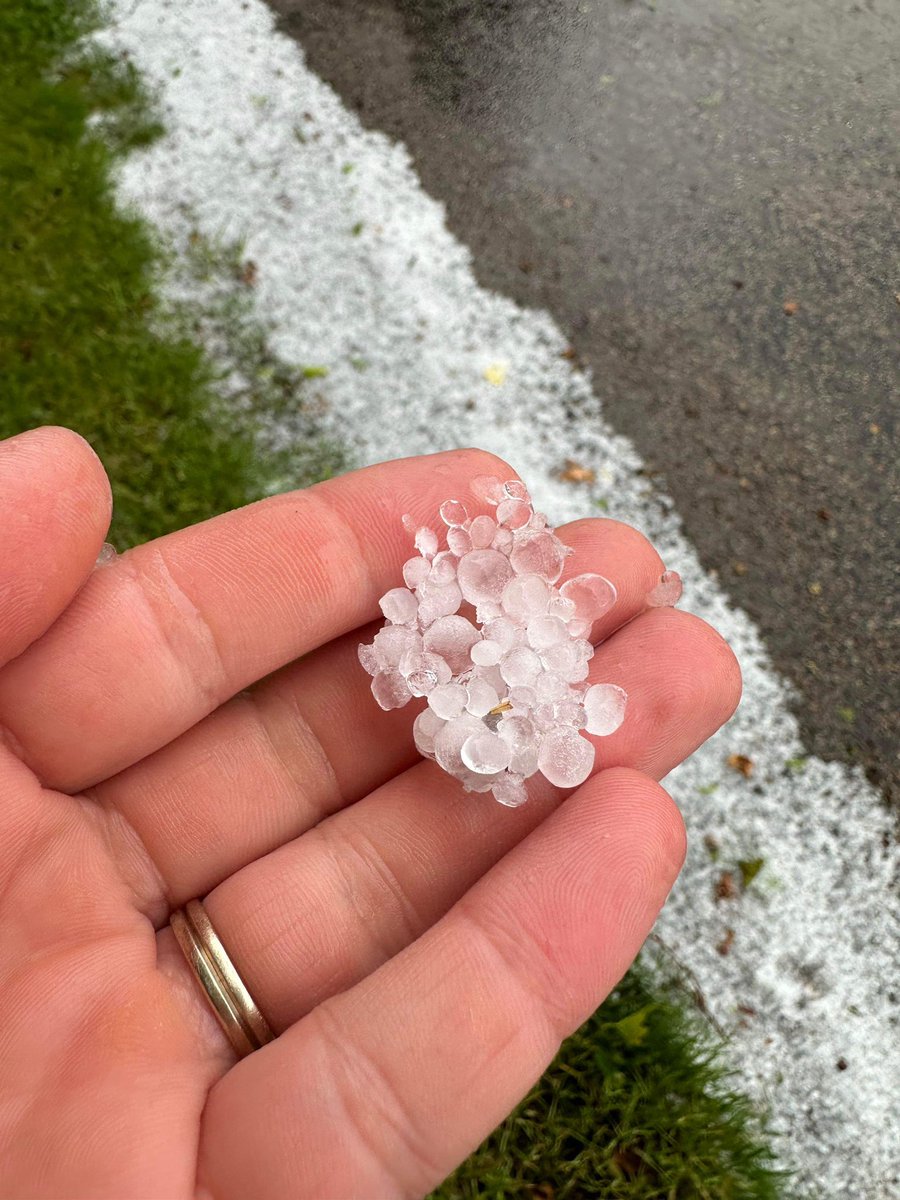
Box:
483;362;508;386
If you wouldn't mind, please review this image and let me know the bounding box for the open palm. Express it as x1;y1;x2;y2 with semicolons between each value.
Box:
0;428;740;1199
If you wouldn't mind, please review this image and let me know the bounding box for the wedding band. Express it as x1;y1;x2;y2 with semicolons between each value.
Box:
170;899;274;1058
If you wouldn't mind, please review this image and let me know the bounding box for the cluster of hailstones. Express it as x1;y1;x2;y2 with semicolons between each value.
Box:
359;474;683;809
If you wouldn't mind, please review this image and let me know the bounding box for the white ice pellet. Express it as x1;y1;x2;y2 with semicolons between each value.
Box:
371;669;413;711
498;715;540;776
548;593;576;620
358;642;380;675
470;474;506;505
560;573;618;622
465;676;500;717
526;614;568;649
428;681;468;719
583;682;628;735
534;671;568;702
646;568;684;608
508;684;537;709
500;645;543;687
373;624;422;668
434;713;486;773
440;498;469;527
537;724;595;788
538;638;581;678
470;638;503;666
461;730;512;774
468;514;497;548
503;479;530;503
379;587;418;625
456;548;514;605
429;550;458;585
402;556;432;589
361;478;645;804
414;526;439;559
475;601;503;625
413;707;445;757
491;772;528;808
483;616;520;652
447;526;473;556
509;530;568;582
416;579;464;626
500;573;550;621
422;614;482;673
496;496;532;529
403;648;451;696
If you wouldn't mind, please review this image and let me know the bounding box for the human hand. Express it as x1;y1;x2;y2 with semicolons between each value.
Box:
0;427;740;1199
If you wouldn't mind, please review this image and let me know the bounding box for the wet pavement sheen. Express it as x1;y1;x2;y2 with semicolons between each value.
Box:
270;0;899;800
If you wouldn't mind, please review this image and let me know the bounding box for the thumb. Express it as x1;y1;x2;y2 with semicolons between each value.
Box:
0;426;112;668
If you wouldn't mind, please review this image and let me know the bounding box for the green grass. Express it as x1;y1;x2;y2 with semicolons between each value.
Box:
0;0;343;551
434;966;786;1199
1;3;788;1197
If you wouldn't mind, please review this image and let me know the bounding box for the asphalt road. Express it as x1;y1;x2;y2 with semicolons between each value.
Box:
270;0;899;801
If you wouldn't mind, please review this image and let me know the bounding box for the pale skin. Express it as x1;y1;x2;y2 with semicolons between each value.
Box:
0;427;741;1200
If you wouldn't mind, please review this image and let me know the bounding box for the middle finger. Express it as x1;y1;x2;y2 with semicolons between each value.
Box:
91;518;663;919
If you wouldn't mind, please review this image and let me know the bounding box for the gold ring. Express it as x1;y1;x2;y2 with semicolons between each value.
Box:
170;899;274;1058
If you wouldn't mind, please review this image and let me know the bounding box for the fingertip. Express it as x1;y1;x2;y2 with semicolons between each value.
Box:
2;425;113;521
581;766;687;887
0;426;113;665
645;607;742;727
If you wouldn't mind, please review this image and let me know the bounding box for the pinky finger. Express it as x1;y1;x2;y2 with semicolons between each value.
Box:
197;767;685;1199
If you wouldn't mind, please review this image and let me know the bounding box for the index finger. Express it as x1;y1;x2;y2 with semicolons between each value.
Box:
0;448;516;792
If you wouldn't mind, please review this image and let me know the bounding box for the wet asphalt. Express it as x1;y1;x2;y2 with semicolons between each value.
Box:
269;0;899;802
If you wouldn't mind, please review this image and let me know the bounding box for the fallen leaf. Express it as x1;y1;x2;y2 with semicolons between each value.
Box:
783;300;799;315
737;1004;757;1016
483;362;508;387
715;871;738;902
716;928;735;956
808;580;823;596
732;560;748;576
239;260;258;286
703;833;720;860
560;346;578;360
610;1003;655;1047
560;459;596;484
727;753;754;778
738;857;765;889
